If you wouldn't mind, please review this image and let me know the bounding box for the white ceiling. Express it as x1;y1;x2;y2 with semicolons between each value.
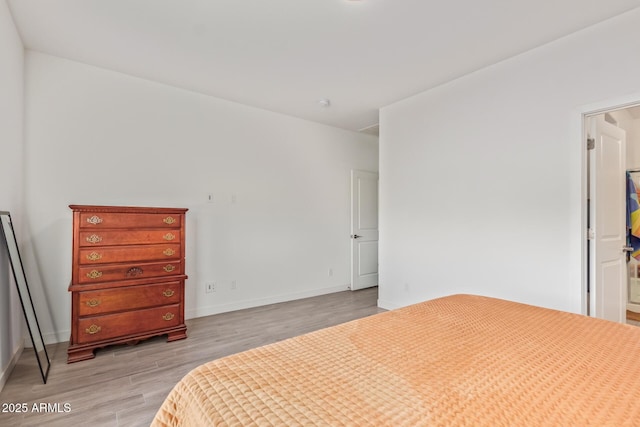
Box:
7;0;640;132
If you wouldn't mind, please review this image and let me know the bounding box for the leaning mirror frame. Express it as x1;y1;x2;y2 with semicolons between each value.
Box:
0;211;50;384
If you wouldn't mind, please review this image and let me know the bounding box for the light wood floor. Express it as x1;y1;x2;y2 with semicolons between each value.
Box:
0;287;383;427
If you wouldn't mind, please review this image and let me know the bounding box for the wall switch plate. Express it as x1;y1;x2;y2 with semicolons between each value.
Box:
206;282;215;293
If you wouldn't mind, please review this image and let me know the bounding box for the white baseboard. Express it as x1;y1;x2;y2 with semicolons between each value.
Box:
186;285;349;319
0;341;24;393
377;298;403;311
44;330;68;345
23;330;68;348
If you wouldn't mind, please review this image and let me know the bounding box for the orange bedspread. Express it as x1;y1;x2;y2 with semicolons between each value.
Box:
152;295;640;426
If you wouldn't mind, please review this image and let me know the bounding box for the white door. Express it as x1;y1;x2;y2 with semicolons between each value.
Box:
589;115;626;322
350;170;379;290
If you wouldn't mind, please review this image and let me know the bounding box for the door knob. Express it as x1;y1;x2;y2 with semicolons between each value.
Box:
351;234;362;239
623;246;634;253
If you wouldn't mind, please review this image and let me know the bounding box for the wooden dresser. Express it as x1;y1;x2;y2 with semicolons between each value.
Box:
67;205;188;363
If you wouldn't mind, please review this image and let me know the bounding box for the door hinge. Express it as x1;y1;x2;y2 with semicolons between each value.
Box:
587;228;595;240
587;138;595;150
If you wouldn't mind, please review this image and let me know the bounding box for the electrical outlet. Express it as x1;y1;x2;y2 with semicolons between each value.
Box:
328;268;333;277
230;280;237;290
206;282;215;293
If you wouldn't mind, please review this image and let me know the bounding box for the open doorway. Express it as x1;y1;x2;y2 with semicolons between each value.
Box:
586;104;640;324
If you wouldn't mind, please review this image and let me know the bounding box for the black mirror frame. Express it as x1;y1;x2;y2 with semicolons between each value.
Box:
0;211;50;384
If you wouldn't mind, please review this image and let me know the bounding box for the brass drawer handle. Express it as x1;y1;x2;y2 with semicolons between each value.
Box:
86;325;101;335
163;248;176;256
85;234;102;244
163;313;175;321
163;289;175;297
86;251;102;261
85;299;101;307
163;264;176;273
163;216;176;225
126;267;144;277
86;215;103;225
86;270;103;280
163;233;175;241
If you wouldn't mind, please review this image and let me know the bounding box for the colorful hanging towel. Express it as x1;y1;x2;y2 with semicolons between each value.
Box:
627;172;640;260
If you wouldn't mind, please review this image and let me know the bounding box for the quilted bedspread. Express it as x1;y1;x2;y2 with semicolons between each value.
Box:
152;294;640;426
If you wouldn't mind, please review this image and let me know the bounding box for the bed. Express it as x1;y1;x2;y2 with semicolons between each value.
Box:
151;294;640;426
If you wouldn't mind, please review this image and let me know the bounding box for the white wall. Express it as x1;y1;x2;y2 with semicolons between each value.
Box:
379;8;640;313
0;0;25;390
623;113;640;170
23;51;378;343
632;118;640;169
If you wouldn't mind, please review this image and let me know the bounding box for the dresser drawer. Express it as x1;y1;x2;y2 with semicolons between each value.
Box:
79;212;182;229
78;244;181;265
79;229;181;246
76;304;182;344
78;261;182;284
77;281;182;316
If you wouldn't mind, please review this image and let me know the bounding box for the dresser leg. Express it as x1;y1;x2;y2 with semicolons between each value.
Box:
67;347;96;363
167;328;187;342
